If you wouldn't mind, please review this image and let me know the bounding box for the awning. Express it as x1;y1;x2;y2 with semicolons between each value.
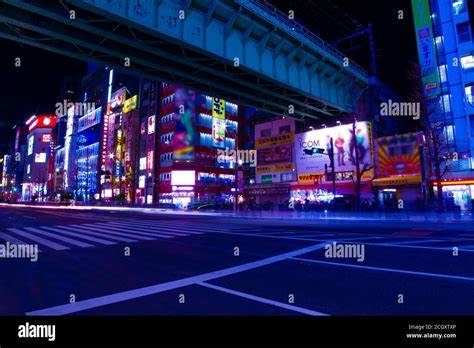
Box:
372;175;421;187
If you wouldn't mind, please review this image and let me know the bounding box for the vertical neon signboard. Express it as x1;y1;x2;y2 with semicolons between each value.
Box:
412;0;440;98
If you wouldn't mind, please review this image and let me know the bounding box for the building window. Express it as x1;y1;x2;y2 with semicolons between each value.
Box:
139;157;146;170
452;0;467;15
457;22;471;43
261;129;271;137
438;65;447;83
438;94;452;113
466;83;474;105
469;115;474;135
444;125;455;143
461;54;474;71
279;125;291;135
281;172;293;182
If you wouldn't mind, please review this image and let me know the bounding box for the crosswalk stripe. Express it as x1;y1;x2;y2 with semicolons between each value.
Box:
23;227;94;248
65;225;137;243
288;234;338;238
41;226;117;246
0;232;43;252
91;223;172;239
7;228;70;251
81;225;155;240
103;222;190;236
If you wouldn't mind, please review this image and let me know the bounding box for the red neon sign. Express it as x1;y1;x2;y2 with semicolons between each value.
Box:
28;115;57;132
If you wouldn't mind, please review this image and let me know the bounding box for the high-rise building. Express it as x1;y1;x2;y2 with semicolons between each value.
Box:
22;115;57;202
138;83;245;209
412;0;474;210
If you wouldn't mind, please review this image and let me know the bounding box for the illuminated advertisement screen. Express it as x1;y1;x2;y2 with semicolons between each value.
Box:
211;97;225;148
123;95;138;113
35;153;47;163
110;87;126;111
42;134;52;143
295;122;373;177
147;150;154;170
171;170;196;186
148;115;155;135
377;133;421;177
173;87;195;161
28;136;34;156
411;0;440;98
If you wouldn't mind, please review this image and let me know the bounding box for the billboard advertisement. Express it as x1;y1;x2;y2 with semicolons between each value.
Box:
123;95;138;113
173;87;195;161
28;115;57;133
110;87;126;111
412;0;440;98
148;115;155;135
295;122;373;178
211;97;226;148
256;133;294;149
257;144;292;166
377;133;421;177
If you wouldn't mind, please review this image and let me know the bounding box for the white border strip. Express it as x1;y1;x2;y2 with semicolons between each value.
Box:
198;282;328;316
292;257;474;281
26;242;328;316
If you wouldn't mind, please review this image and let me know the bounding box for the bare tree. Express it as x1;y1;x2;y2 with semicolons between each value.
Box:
407;62;450;211
350;103;374;211
348;76;374;211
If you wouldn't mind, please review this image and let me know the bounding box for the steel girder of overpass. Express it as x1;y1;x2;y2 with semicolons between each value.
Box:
0;0;368;121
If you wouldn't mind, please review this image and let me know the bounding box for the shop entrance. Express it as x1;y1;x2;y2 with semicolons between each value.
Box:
379;189;398;211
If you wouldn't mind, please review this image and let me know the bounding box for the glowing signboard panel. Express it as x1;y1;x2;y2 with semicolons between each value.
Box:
211;97;225;148
295;122;373;178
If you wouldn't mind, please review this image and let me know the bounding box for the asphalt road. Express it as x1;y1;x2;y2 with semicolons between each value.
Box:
0;205;473;316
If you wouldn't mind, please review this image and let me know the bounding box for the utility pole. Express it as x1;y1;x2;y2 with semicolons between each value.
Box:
331;23;378;77
330;137;336;197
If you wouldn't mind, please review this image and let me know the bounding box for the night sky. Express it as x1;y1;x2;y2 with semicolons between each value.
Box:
0;0;416;152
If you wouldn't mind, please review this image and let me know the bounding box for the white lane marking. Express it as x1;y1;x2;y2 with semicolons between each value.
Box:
202;229;474;252
288;234;340;238
198;282;328;316
65;225;137;243
202;229;387;243
7;228;69;250
386;239;445;245
0;232;43;252
248;231;299;235
80;225;154;241
41;226;116;246
103;222;189;236
292;257;474;281
24;227;94;248
26;242;328;316
374;242;474;252
90;224;172;239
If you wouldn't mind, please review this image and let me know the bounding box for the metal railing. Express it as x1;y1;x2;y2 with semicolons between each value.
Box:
235;0;368;81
